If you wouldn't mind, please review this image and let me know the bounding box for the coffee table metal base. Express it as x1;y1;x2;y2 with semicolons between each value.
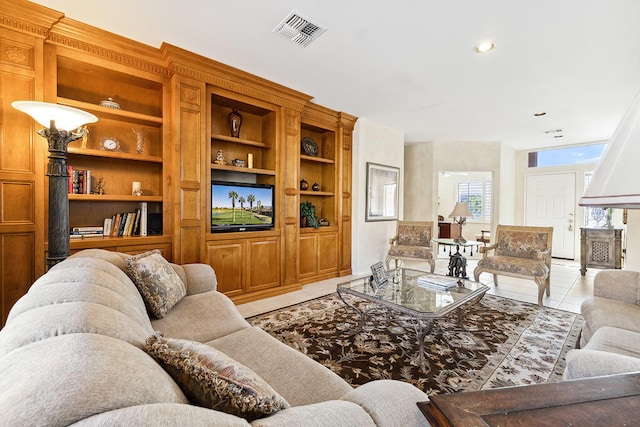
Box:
336;289;485;373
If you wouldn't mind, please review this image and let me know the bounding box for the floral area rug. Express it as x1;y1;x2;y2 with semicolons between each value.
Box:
247;293;583;395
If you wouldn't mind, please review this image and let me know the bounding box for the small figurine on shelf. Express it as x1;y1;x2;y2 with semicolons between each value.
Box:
214;148;227;165
300;178;309;190
80;126;89;149
94;177;104;195
312;182;320;191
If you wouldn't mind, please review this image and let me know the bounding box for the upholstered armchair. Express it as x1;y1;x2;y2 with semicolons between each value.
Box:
386;221;435;272
473;225;553;305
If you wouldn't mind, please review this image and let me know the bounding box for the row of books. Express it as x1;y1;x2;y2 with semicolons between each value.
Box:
68;166;92;194
70;202;148;238
416;274;458;290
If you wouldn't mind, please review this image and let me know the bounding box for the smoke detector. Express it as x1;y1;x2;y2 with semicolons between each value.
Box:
273;11;326;47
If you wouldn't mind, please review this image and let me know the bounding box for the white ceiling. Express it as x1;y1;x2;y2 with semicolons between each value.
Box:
30;0;640;150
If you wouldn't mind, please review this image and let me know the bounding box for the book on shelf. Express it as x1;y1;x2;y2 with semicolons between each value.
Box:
102;204;147;237
70;226;104;239
416;274;459;290
67;166;92;194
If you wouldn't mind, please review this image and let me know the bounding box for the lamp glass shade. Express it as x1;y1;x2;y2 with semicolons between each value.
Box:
579;89;640;208
12;101;97;131
448;201;472;218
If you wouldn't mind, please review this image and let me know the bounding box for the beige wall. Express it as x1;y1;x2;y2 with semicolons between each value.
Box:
352;118;405;275
404;141;515;239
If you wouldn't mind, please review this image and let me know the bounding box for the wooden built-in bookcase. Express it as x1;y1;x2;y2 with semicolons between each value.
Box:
0;0;357;323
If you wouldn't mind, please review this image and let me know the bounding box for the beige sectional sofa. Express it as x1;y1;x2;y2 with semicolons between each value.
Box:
0;249;430;426
564;269;640;380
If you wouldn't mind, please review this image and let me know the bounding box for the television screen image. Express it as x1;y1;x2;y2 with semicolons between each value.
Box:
211;181;274;232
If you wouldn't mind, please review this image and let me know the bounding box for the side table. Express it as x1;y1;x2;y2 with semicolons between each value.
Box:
580;227;623;275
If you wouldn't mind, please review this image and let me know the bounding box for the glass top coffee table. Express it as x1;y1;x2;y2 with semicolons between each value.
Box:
336;268;488;372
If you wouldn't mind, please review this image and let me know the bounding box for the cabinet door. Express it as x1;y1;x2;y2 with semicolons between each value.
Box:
246;237;280;292
0;28;43;327
318;232;338;275
205;240;244;296
298;234;318;278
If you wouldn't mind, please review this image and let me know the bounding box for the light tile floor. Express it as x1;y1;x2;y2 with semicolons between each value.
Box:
237;251;596;318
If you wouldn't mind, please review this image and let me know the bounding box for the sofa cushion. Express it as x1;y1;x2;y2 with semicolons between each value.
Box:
0;301;153;358
580;296;640;345
209;326;353;407
71;403;251;426
125;250;187;319
145;332;290;421
388;245;433;260
0;333;187;427
250;401;374;427
341;379;430;427
151;291;250;343
564;348;640;380
583;326;640;359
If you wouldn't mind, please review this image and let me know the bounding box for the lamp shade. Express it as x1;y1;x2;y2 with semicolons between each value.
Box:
579;89;640;208
449;201;472;218
12;101;97;131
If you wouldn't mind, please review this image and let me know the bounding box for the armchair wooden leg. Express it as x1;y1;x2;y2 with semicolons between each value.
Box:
493;274;499;287
534;276;547;305
427;259;435;273
473;268;481;283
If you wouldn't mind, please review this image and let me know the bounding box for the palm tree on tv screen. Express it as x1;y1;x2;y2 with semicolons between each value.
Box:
228;190;238;222
247;194;255;214
238;196;246;219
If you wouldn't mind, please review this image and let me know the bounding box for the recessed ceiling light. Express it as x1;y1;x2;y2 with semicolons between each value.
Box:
534;112;547;117
544;129;563;134
474;41;495;53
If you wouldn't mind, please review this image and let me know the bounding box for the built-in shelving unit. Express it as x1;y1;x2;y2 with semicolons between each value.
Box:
53;45;170;252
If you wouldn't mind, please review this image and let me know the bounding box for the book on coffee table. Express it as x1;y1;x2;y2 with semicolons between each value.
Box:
416;274;458;290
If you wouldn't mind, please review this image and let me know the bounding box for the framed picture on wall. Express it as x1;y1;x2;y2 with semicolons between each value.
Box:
366;162;399;222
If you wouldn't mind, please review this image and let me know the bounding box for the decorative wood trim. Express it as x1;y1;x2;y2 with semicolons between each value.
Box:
0;0;62;39
161;43;311;112
284;217;297;225
284;188;298;196
48;17;168;77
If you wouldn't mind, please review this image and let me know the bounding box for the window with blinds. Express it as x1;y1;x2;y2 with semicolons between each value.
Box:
456;181;492;221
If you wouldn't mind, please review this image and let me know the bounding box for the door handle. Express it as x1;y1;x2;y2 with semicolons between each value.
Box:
568;213;574;231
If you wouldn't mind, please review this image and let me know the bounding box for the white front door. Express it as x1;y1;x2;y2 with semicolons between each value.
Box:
525;172;576;259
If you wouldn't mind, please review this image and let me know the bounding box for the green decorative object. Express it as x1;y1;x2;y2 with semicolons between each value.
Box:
300;201;320;229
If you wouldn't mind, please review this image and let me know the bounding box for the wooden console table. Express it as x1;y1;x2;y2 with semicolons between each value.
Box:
418;372;640;426
580;227;623;276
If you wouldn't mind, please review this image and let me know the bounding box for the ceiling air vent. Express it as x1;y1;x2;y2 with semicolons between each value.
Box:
273;11;326;47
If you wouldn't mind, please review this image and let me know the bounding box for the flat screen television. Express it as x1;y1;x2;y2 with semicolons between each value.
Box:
211;181;275;233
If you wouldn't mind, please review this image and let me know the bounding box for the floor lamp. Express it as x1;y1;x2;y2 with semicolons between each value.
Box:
12;101;97;268
449;201;473;244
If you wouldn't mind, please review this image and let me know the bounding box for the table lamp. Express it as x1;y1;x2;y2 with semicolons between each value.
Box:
449;201;472;244
12;101;98;268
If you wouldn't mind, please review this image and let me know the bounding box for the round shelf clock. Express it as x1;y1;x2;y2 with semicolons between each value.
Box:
100;137;120;152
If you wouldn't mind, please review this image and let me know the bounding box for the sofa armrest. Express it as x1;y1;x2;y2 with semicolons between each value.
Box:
564;348;640;380
170;263;218;296
341;379;430;427
593;270;640;304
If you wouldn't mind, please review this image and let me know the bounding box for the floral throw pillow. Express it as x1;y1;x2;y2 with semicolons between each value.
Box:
145;332;290;420
124;249;186;319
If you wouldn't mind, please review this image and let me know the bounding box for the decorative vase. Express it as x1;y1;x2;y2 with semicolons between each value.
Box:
300;178;309;191
312;182;320;191
132;127;146;154
228;109;242;138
